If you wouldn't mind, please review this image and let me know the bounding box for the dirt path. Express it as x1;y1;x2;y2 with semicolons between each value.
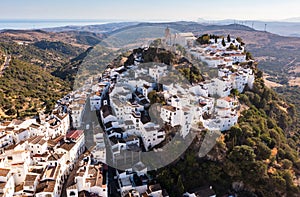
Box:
285;57;297;68
263;74;283;88
0;55;11;76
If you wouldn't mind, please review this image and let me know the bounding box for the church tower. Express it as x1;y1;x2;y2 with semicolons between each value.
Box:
165;26;171;45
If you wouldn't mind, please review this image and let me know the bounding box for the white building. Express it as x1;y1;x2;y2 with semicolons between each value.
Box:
70;105;84;129
216;97;238;109
23;173;40;196
55;130;85;170
173;32;197;47
116;170;149;197
90;94;102;111
208;77;233;97
68;161;107;197
35;165;64;197
27;136;48;156
2;148;31;186
141;123;165;151
0;168;14;197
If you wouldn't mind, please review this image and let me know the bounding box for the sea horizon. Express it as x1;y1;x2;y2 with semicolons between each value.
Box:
0;19;181;30
0;19;123;30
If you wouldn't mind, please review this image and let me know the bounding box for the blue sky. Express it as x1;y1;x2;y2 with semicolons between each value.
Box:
1;0;299;21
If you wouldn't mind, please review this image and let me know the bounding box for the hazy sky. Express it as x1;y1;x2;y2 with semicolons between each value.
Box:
1;0;299;21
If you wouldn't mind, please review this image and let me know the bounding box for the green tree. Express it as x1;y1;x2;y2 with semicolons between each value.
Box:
282;159;293;169
227;34;231;42
222;38;226;47
236;37;243;43
196;34;210;45
229;145;256;163
255;141;271;160
246;51;253;60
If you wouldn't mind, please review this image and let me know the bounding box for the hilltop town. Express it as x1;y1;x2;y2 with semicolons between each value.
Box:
0;29;256;197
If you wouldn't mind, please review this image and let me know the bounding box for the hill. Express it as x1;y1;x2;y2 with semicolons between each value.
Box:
0;41;84;71
102;43;299;196
0;58;70;119
0;29;105;120
42;22;138;33
0;29;104;48
155;66;300;197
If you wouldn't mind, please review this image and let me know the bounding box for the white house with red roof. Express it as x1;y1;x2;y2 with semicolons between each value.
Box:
216;97;238;109
55;130;85;172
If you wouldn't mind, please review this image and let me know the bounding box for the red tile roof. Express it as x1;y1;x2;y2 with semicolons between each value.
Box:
66;130;84;140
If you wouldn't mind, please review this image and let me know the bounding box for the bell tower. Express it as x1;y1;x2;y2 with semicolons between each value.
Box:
165;26;171;45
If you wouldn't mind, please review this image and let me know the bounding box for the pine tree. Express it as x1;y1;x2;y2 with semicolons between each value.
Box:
222;38;226;47
227;34;231;42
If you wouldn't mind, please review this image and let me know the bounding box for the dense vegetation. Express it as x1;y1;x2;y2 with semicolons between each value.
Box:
275;85;300;132
0;41;83;71
0;30;107;119
0;50;4;65
73;31;104;46
52;47;94;82
33;40;83;57
0;59;70;119
155;69;300;196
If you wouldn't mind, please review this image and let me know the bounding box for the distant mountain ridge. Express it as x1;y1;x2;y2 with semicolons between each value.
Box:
42;22;139;33
197;18;300;37
282;17;300;22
